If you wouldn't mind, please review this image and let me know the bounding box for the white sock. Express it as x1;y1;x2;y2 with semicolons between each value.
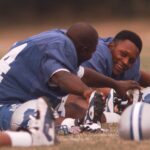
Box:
104;112;120;123
61;118;75;129
5;131;32;147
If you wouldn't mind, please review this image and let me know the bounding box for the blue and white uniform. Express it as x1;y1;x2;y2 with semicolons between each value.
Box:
0;29;78;130
82;37;141;81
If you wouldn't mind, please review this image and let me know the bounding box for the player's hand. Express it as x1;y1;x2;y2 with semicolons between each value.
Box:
83;88;94;103
114;80;140;100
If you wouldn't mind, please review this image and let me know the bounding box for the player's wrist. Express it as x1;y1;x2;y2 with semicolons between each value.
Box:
83;88;93;102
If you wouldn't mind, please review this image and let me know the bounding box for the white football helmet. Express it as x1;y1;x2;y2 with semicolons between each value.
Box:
119;102;150;141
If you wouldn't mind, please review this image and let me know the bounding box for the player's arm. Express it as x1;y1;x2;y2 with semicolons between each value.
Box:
80;67;140;98
139;70;150;87
50;71;92;99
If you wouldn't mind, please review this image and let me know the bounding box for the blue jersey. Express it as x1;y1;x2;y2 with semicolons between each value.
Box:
82;37;141;81
0;29;78;107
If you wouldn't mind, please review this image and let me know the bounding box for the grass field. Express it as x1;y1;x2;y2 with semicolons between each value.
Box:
1;124;150;150
0;19;150;149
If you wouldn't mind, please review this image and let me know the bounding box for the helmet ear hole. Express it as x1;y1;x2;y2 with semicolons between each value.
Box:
119;102;150;141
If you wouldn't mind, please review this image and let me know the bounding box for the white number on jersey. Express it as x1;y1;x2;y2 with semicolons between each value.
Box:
0;43;27;82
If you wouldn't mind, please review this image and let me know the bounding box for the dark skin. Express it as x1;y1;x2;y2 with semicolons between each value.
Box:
81;67;140;99
51;23;140;100
63;38;146;122
51;24;142;125
66;23;98;65
0;23;101;146
0;22;101;146
109;40;140;76
0;132;11;146
52;68;140;125
0;24;142;146
51;23;99;100
51;69;140;100
109;39;150;87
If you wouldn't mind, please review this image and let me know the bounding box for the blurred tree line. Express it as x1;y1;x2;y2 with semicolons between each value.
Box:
0;0;150;23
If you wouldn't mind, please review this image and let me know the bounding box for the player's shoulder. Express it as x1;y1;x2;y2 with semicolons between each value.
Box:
29;29;67;42
97;37;112;50
95;37;113;57
98;37;113;44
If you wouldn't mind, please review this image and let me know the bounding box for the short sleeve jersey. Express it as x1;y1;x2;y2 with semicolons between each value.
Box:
0;29;78;107
82;37;141;81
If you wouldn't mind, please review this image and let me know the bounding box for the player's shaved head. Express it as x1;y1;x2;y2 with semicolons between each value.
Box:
67;22;98;65
67;22;98;49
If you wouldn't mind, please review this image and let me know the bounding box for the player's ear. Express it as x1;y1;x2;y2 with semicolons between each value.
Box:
108;42;115;50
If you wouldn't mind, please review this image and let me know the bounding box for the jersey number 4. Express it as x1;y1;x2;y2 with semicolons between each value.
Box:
0;43;27;82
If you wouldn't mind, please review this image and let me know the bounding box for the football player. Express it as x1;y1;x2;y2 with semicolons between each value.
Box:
64;30;150;123
0;23;140;147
